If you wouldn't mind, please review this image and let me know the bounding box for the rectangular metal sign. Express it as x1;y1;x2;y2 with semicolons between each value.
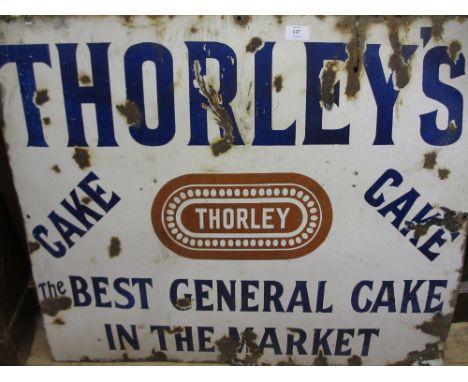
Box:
1;15;467;365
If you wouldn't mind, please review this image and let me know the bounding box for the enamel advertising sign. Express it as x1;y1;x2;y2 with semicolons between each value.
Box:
0;15;467;365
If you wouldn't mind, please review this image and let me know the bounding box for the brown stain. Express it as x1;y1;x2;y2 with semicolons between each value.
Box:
234;15;251;27
72;147;91;170
215;329;262;365
190;26;198;33
119;16;134;27
35;89;49;105
40;296;72;316
150;349;168;362
43;117;50;125
438;168;450;180
448;40;462;63
81;196;91;205
246;37;262;53
405;207;468;238
439;207;468;232
165;326;184;335
387;17;410;89
417;312;453;341
390;342;441;366
334;16;461;98
423;151;437;169
321;61;338;110
116;100;142;126
28;241;40;254
0;16;15;23
313;351;329;366
336;16;373;98
274;16;283;25
276;356;296;366
449;120;457;132
53;317;65;325
80;74;91;84
242;330;262;364
273;75;283;93
108;237;121;258
51;164;61;173
175;297;192;310
193;61;235;156
246;101;252;114
347;355;362;366
215;335;240;364
429;16;465;40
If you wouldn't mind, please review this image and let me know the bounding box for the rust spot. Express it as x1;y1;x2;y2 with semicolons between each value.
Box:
43;117;50;125
347;355;362;366
273;75;283;93
215;329;262;365
246;101;252;114
81;196;91;205
80;356;90;362
274;16;283;25
387;17;410;89
175;297;192;310
108;237;121;258
51;164;61;173
150;349;168;362
417;312;453;341
120;16;134;27
190;26;198;33
336;16;369;98
242;329;262;364
116;100;142;126
423;151;437;169
35;89;49;105
448;40;461;63
313;351;329;366
246;37;262;53
216;335;240;364
390;342;441;365
80;74;91;85
28;241;40;254
53;317;65;325
276;356;296;366
438;168;450;180
425;16;463;41
166;326;184;334
405;207;468;238
40;296;72;316
0;16;15;23
234;16;251;27
193;61;235;156
73;147;91;170
449;120;457;132
336;16;424;98
321;61;338;110
430;16;446;40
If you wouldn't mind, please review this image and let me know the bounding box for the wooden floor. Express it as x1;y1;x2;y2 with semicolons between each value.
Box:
27;318;468;366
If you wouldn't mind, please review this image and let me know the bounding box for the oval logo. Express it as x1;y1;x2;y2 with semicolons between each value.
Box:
151;173;332;260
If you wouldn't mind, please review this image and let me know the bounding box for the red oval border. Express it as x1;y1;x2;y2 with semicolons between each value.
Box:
151;173;332;260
